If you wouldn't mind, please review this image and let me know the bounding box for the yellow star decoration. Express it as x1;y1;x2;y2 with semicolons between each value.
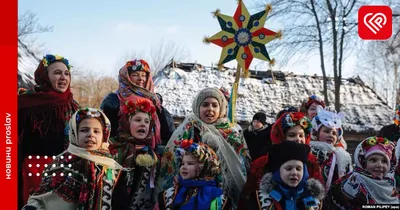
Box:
204;1;281;75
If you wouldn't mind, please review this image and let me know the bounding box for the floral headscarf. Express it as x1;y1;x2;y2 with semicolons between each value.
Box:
271;112;312;144
354;136;396;172
330;136;399;207
69;108;111;145
118;59;158;100
174;140;220;179
18;54;78;140
29;108;123;210
117;59;161;145
300;94;326;114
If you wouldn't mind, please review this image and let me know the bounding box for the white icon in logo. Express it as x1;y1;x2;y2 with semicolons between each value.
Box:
363;13;387;34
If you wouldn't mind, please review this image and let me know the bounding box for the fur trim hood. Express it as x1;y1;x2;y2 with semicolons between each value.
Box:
259;173;325;201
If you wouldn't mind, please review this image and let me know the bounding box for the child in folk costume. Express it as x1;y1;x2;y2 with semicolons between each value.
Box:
23;108;123;210
247;141;325;210
300;95;326;120
309;105;352;191
329;137;399;208
109;98;160;210
156;140;230;210
238;112;323;209
159;87;248;206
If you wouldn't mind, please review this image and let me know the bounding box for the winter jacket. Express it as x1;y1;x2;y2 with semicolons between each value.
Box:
245;173;325;210
243;124;272;161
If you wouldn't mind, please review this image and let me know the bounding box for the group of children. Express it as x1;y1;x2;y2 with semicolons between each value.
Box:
20;55;400;210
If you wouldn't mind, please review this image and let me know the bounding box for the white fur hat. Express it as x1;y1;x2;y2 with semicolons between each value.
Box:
311;105;345;141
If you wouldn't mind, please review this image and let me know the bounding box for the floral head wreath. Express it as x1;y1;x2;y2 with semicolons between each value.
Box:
394;105;400;126
271;112;312;144
121;98;156;117
74;108;111;143
126;59;150;74
42;54;71;70
174;139;220;178
354;136;396;172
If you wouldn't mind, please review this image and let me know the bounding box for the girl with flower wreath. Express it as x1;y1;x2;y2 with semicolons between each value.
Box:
159;87;248;208
238;111;323;210
329;136;399;209
22;108;123;210
155;140;231;210
109;97;160;210
100;59;173;145
309;105;352;191
18;54;79;208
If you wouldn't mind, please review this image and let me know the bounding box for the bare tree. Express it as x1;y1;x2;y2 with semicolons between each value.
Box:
357;0;400;107
71;70;118;108
149;40;191;75
253;0;362;111
18;11;53;49
118;40;190;76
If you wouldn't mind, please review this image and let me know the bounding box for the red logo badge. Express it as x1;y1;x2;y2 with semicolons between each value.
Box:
358;5;392;40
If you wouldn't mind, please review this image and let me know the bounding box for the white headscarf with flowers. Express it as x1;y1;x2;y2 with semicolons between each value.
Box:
65;108;123;170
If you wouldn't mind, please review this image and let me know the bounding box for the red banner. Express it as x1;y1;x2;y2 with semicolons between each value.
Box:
0;0;18;208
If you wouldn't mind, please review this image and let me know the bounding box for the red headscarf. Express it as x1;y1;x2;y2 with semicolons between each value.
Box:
18;56;79;139
299;94;326;114
270;112;312;145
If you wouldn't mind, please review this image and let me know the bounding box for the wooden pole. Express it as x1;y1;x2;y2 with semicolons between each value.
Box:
235;63;241;83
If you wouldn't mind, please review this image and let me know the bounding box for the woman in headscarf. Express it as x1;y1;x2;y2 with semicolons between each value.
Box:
100;59;172;145
159;87;248;208
18;54;79;208
22;108;123;210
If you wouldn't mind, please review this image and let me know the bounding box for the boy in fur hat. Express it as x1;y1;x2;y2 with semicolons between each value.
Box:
329;136;399;208
238;111;324;210
247;141;325;210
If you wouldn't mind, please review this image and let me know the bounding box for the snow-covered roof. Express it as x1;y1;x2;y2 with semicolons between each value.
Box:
18;40;38;89
154;65;394;134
